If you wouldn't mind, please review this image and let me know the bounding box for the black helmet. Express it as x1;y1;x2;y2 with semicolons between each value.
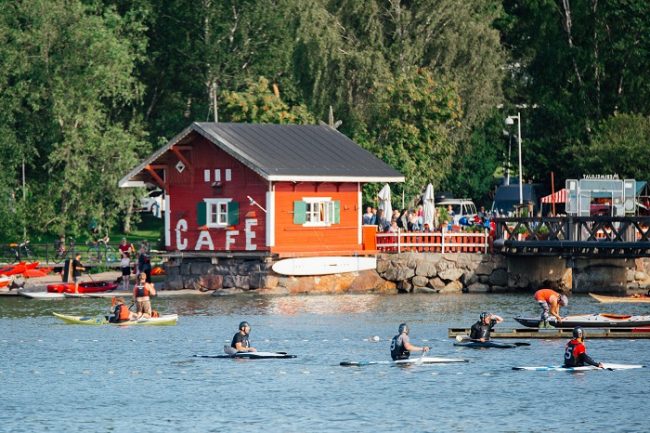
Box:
479;312;490;321
573;327;584;339
398;323;409;334
239;321;250;330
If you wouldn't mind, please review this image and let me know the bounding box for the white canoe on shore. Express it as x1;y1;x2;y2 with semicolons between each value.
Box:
272;256;376;276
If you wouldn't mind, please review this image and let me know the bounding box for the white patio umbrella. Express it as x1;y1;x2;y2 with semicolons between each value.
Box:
377;184;392;224
423;183;436;229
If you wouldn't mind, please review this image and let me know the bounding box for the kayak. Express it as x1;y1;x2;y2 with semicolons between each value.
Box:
340;357;469;367
513;363;644;372
20;291;65;299
53;312;178;326
47;281;119;294
514;314;650;328
589;293;650;304
194;352;297;359
454;341;517;349
0;275;12;288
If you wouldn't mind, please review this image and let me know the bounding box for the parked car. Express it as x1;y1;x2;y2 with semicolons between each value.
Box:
139;188;165;218
437;199;477;225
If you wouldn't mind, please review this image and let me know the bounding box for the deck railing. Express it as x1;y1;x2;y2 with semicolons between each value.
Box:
376;229;490;254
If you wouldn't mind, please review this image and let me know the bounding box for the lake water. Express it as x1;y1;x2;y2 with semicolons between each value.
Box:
1;293;648;432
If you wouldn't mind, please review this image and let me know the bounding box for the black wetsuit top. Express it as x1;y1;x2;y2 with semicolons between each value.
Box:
390;334;410;360
231;332;250;350
469;319;497;340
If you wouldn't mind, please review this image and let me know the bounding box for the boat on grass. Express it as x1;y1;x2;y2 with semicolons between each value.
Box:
514;314;650;328
589;293;650;304
53;312;178;326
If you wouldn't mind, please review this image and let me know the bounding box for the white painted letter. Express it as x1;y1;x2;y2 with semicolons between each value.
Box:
195;230;215;250
175;219;188;250
225;230;239;250
245;218;258;250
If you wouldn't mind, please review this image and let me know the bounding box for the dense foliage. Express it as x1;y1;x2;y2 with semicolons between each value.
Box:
1;0;649;240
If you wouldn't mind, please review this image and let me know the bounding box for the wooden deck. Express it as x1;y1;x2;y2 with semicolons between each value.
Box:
448;327;650;339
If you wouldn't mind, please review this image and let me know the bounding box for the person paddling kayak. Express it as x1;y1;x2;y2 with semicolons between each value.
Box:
231;321;256;353
390;323;429;361
563;327;603;369
469;312;503;342
534;285;568;328
108;297;136;323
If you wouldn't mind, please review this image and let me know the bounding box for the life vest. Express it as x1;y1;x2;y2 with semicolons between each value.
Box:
114;304;131;321
134;283;149;298
390;334;410;361
564;339;586;367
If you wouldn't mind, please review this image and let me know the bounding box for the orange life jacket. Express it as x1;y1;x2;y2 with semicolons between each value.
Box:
116;304;131;321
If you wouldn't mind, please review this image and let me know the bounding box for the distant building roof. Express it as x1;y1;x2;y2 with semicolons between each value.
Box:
120;122;404;186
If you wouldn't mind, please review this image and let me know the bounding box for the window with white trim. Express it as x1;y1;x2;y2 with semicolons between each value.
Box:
294;197;340;227
205;198;231;227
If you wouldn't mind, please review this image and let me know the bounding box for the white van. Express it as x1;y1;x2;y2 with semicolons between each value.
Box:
437;199;478;225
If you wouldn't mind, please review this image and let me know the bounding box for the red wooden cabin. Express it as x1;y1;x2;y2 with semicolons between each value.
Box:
120;122;403;256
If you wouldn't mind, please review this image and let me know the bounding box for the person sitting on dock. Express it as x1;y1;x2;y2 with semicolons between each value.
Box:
563;327;603;369
469;312;504;342
534;285;568;328
231;321;256;353
108;297;135;323
390;323;429;361
133;272;156;318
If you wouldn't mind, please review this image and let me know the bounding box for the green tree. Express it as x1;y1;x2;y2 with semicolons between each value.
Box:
581;114;650;180
358;68;463;204
219;77;315;124
0;0;148;238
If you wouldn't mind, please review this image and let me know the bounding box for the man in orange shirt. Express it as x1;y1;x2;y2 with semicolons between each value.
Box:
534;285;568;328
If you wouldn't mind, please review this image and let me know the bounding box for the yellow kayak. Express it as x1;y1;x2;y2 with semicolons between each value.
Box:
53;312;178;326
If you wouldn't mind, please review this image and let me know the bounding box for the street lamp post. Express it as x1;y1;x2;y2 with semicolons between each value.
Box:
505;112;523;207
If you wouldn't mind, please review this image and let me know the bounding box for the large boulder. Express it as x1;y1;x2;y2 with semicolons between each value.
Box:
440;280;463;293
489;269;508;286
439;268;464;282
415;261;437;278
412;275;429;288
199;274;224;290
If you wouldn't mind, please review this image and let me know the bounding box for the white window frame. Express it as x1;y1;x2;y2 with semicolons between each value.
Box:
303;197;335;227
204;198;232;228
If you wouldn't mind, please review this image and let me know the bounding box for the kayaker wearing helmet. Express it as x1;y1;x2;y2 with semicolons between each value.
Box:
563;327;603;369
534;284;568;328
469;312;504;342
231;321;256;353
390;323;429;361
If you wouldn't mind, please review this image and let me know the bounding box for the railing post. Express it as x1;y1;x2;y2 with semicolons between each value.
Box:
441;228;446;254
484;229;488;253
397;228;401;254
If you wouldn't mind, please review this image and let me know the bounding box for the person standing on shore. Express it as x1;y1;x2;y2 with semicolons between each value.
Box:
120;252;131;291
63;253;86;293
390;323;429;361
534;285;568;328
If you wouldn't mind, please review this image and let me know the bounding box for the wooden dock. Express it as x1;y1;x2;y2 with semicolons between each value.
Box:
448;327;650;339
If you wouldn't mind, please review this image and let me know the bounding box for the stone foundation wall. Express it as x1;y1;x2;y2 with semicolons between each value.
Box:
163;254;650;294
376;252;509;293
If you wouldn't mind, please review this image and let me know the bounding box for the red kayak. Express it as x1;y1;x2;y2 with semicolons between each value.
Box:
47;281;119;294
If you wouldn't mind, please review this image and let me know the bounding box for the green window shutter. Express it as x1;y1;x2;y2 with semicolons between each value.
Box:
227;201;239;226
333;200;341;224
293;201;307;224
197;201;207;226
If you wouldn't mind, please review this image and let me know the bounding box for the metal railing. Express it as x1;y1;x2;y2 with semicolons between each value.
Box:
376;229;490;254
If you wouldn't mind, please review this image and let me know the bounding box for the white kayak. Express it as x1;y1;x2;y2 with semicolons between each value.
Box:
513;363;644;372
340;357;469;367
194;351;297;359
272;256;376;276
19;291;65;300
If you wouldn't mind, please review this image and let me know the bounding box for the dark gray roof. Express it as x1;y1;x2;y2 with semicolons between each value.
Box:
120;122;404;186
